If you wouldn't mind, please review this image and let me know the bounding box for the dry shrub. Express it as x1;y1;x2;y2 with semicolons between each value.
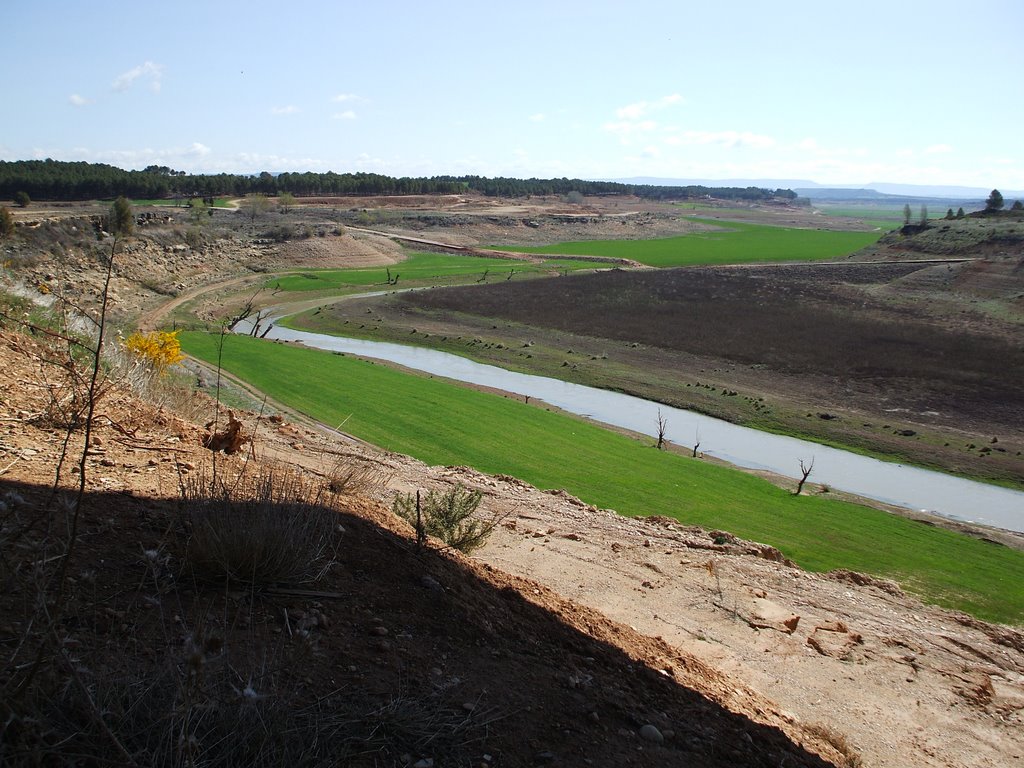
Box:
804;723;863;768
325;455;390;496
179;467;341;587
2;616;498;768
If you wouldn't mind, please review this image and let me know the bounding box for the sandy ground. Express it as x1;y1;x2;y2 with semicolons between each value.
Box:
248;406;1024;768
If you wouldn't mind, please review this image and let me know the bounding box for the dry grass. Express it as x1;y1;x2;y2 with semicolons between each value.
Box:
805;723;863;768
178;466;342;587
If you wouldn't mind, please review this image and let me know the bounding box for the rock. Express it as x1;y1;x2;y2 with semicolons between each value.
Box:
533;751;556;764
413;759;434;768
421;575;444;592
748;598;801;635
640;724;664;743
807;622;864;659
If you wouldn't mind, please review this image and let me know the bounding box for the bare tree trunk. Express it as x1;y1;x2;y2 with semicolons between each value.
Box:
656;408;667;450
795;457;815;495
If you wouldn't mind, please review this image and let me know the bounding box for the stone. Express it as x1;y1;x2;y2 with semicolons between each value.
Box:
421;575;444;592
639;724;664;743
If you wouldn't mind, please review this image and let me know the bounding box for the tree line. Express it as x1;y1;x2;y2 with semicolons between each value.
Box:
0;159;794;203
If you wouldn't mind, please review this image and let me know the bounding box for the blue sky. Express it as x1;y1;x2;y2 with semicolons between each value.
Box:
5;0;1022;188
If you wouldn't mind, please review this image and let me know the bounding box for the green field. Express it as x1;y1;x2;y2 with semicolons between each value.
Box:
497;218;882;267
124;197;233;208
812;203;922;229
180;331;1024;625
266;252;596;293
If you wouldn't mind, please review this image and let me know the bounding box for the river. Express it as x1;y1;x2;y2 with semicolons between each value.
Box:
235;311;1024;533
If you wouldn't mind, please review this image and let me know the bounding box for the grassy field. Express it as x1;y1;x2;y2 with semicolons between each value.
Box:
180;331;1024;625
811;203;923;229
498;218;883;267
265;252;597;293
125;197;233;208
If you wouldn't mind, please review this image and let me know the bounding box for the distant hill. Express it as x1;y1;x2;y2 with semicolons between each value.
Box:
607;177;1024;203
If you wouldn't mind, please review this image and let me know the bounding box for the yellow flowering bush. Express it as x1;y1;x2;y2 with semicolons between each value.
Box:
124;330;185;372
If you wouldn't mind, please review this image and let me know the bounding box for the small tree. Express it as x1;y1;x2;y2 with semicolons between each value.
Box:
902;203;912;226
391;484;498;554
1012;200;1023;211
656;409;667;450
279;192;297;213
945;208;954;220
0;206;13;238
919;204;928;226
794;457;815;495
956;207;965;219
188;197;208;225
13;191;30;208
985;189;1004;212
109;195;133;236
242;193;270;227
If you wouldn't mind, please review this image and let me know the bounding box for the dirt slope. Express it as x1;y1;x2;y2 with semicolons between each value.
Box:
0;328;850;766
4;327;1022;766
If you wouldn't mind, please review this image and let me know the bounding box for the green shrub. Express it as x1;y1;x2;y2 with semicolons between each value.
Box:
392;484;496;553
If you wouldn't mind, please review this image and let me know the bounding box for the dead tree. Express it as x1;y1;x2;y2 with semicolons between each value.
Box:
692;430;701;458
795;457;815;495
656;409;668;450
226;287;265;332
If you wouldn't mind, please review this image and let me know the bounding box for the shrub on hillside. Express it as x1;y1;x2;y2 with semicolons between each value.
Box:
179;467;341;587
124;329;185;373
391;484;497;554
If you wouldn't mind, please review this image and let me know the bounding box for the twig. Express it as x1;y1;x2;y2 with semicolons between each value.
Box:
57;641;139;766
111;437;191;453
0;310;94;351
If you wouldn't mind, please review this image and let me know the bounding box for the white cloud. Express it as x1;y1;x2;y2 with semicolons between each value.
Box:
529;113;545;122
664;130;775;149
69;94;89;107
604;119;659;137
615;93;682;120
924;143;952;154
271;105;300;115
112;61;164;93
332;93;358;102
332;110;357;120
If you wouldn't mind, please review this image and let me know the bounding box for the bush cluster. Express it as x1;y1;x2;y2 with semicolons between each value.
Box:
124;330;185;372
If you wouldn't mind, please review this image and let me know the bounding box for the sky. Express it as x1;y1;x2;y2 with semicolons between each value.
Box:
4;0;1022;189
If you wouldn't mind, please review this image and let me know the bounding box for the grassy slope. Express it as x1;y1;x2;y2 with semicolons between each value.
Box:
502;218;882;267
180;331;1024;625
267;252;596;293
